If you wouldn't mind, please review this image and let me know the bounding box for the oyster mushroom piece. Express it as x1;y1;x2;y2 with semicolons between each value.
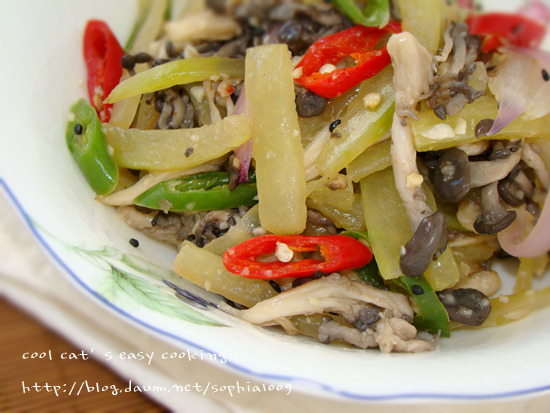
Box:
469;146;522;188
164;9;242;42
437;288;491;326
390;113;434;230
400;210;448;277
474;181;516;234
319;315;435;353
228;274;414;326
498;165;533;207
522;142;550;191
431;148;471;203
387;31;436;229
388;32;450;277
387;32;435;119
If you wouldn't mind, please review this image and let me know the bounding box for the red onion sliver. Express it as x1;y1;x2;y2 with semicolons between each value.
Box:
487;99;525;136
498;190;550;257
510;45;550;68
518;0;550;26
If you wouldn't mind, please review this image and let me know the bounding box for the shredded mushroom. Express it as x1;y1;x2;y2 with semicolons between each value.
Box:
219;273;434;353
387;32;448;277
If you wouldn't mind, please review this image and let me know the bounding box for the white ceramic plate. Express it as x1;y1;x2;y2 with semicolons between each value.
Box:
2;0;550;404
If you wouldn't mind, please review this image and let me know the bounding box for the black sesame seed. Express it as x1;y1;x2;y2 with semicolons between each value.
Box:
129;238;139;248
269;280;282;293
329;119;342;133
412;284;425;295
542;69;549;82
185;147;194;157
73;123;83;135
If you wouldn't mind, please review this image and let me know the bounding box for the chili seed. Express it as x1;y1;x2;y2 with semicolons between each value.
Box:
329;119;342;133
412;284;425;295
542;69;549;82
269;280;282;293
129;238;139;248
73;123;83;135
475;118;494;138
185;147;194;157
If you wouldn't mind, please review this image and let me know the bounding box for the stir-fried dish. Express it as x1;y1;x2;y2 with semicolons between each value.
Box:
66;0;550;352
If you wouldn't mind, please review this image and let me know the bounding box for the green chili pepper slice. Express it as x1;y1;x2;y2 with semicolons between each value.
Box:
341;230;385;289
341;231;450;336
394;275;451;338
134;171;258;212
66;99;119;195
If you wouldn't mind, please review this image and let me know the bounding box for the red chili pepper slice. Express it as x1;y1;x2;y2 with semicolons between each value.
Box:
83;20;125;122
294;21;401;98
223;234;373;279
466;12;547;53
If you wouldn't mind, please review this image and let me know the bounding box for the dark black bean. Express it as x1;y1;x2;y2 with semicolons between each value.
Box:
542;69;549;82
129;238;139;248
412;285;425;295
475;118;494;138
73;123;83;135
295;90;327;118
329;119;342;133
185;147;194;157
121;54;136;70
437;288;491;326
269;280;282;293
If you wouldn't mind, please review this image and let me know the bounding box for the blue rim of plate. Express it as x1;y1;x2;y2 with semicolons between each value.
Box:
2;175;550;402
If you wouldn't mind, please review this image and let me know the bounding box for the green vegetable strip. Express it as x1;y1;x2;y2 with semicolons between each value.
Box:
66;99;119;195
316;66;394;178
412;96;550;152
110;0;168;129
103;114;251;171
331;0;390;27
360;167;460;290
134;172;257;212
174;241;277;308
394;276;451;337
245;44;307;235
106;57;244;103
346;139;391;182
